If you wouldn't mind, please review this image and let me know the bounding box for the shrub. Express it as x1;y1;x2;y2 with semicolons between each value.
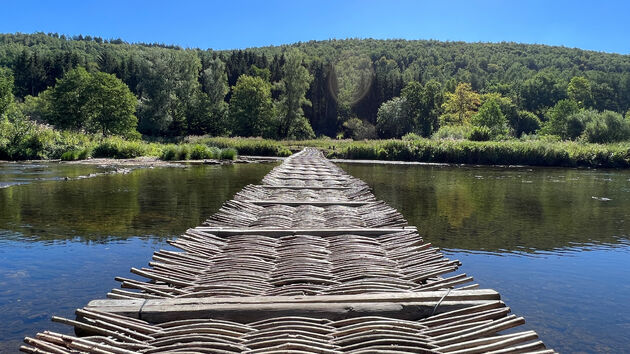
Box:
60;150;80;161
471;98;507;137
220;147;237;160
160;145;178;160
93;137;154;159
468;126;492;141
514;111;541;137
343;118;377;140
401;132;422;141
190;144;208;159
208;146;221;159
432;125;471;140
582;111;630;143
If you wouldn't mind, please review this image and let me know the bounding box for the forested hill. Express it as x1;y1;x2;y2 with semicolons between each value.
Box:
1;32;630;138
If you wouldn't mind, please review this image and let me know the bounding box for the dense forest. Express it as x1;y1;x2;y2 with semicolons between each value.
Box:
1;32;630;144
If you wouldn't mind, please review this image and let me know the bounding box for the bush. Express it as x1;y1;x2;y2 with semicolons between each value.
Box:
92;137;157;159
60;150;80;161
190;144;208;159
327;138;630;168
582;111;630;143
401;132;422;141
160;145;178;161
514;111;541;137
432;125;471;140
468;126;492;141
187;136;292;157
343;118;377;140
219;147;237;160
175;144;191;160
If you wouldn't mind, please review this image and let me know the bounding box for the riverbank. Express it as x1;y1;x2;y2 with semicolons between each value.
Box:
4;132;630;168
199;137;630;168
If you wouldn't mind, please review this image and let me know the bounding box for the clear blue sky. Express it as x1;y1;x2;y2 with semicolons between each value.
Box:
1;0;629;54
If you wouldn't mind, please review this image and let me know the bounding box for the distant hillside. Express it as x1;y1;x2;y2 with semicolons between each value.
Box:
1;32;629;137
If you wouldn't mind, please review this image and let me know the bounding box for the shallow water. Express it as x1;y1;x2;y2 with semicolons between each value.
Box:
339;163;630;353
0;161;628;353
0;162;276;352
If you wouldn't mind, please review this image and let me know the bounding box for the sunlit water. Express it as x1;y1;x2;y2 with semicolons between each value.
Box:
0;161;628;353
0;162;276;352
338;163;630;354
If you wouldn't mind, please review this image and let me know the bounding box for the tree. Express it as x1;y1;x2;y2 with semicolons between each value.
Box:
567;76;593;108
402;80;443;137
343;117;377;140
513;110;541;136
520;72;564;113
84;71;138;136
190;58;229;135
45;67;138;136
48;66;92;130
229;75;275;137
440;83;480;125
376;97;412;138
275;49;314;139
0;67;13;117
471;97;507;137
136;50;201;136
582;110;630;143
542;99;582;139
481;93;518;134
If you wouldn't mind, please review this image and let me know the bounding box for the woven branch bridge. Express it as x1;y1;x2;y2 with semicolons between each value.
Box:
21;148;555;353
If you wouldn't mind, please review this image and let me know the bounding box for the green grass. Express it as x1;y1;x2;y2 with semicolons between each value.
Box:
324;138;630;168
3;121;630;167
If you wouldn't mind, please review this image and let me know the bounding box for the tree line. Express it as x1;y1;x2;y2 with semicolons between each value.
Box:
1;33;630;141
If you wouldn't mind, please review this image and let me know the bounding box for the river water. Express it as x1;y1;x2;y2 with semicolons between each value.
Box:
0;161;628;353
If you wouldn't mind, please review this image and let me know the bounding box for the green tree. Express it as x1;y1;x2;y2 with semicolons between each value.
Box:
190;58;229;135
567;76;593;108
44;67;137;136
401;80;443;137
137;50;201;136
521;72;564;113
542;99;582;139
582;110;630;143
48;66;92;130
471;97;507;137
513;110;541;136
0;67;14;118
480;93;519;135
342;117;377;140
440;83;480;125
229;75;274;137
275;49;314;139
249;65;271;82
376;97;412;138
84;71;138;136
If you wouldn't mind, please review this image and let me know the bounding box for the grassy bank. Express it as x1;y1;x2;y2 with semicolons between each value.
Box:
0;122;240;162
3;123;630;167
189;136;630;168
324;139;630;168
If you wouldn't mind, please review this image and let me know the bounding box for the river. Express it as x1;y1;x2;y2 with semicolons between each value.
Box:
1;161;628;353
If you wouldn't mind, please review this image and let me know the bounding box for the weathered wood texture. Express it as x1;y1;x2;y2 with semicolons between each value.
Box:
21;148;554;353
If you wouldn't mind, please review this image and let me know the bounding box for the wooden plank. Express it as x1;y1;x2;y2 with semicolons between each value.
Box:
260;185;353;190
86;290;500;323
242;200;372;206
195;227;417;236
270;176;352;180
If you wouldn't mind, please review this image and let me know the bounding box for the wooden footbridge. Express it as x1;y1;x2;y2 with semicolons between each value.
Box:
21;148;555;353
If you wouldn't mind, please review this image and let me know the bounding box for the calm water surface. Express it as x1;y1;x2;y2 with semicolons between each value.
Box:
0;161;629;353
339;163;630;354
0;162;275;352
